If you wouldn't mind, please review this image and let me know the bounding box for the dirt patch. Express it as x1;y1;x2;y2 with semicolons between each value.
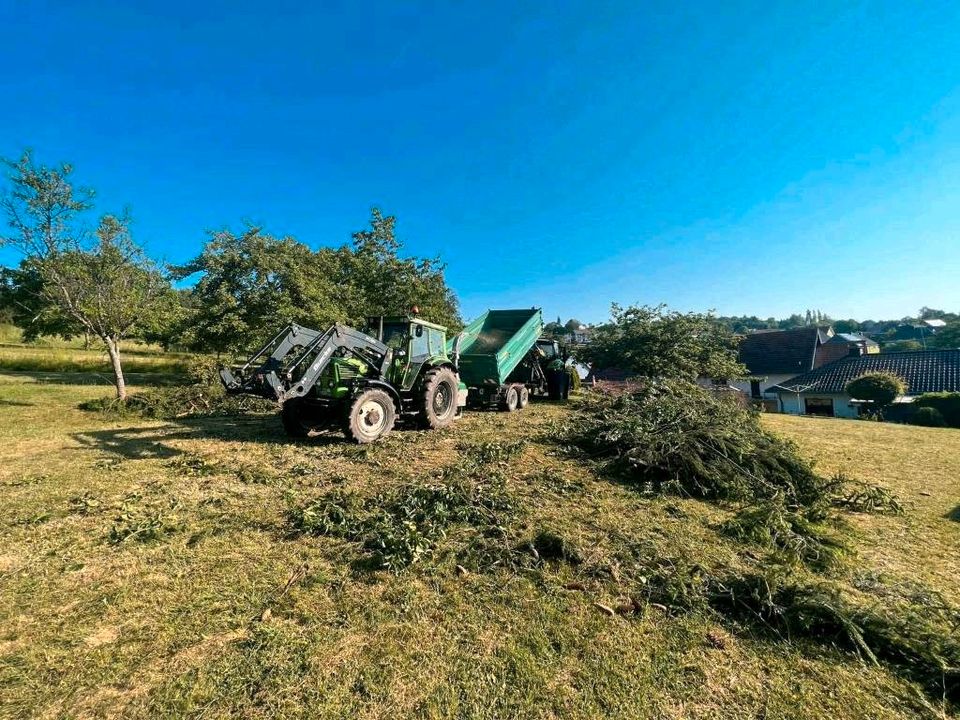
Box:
84;625;119;648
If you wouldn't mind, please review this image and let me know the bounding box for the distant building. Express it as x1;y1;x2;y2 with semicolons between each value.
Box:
815;333;879;367
564;325;593;345
769;349;960;418
726;327;823;400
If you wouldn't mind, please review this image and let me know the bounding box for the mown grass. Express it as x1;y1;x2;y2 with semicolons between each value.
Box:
1;374;958;719
0;345;191;375
0;323;192;374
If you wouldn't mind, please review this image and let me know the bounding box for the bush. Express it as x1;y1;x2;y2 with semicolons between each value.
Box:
845;372;907;418
911;406;947;428
914;392;960;427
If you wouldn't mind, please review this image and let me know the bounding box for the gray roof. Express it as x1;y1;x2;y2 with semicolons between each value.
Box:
738;327;824;375
829;333;878;346
772;349;960;395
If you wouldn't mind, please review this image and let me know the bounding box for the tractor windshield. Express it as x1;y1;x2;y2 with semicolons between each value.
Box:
381;322;409;350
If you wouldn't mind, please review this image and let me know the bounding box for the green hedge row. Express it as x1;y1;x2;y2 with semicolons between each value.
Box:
911;392;960;428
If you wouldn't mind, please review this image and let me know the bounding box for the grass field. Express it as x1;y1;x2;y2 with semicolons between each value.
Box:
1;374;958;719
0;324;192;375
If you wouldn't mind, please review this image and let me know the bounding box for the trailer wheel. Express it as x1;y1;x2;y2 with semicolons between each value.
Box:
420;367;459;429
344;389;396;444
281;399;312;438
501;384;520;412
517;386;530;409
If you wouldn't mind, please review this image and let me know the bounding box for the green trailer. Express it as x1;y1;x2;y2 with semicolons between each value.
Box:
450;308;569;411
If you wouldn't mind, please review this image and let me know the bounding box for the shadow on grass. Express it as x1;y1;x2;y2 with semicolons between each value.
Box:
70;413;348;460
1;370;184;387
947;505;960;522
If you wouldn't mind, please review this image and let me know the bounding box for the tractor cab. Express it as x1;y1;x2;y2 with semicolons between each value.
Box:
365;315;451;391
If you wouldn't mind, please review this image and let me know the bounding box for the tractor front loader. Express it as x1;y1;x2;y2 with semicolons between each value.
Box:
221;315;465;443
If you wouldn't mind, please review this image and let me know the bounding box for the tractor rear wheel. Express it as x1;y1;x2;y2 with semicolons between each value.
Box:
517;385;530;409
281;399;312;438
420;367;459;429
501;384;520;412
344;389;396;444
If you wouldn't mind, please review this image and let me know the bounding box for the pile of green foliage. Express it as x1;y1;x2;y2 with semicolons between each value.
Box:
562;380;902;567
290;441;522;572
912;392;960;428
564;379;822;503
702;570;960;704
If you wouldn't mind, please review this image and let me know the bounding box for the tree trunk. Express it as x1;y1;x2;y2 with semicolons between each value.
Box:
104;336;127;400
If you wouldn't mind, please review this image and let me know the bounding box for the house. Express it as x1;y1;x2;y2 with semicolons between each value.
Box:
730;326;829;400
769;349;960;418
564;325;593;345
889;320;943;346
815;333;879;366
729;326;878;402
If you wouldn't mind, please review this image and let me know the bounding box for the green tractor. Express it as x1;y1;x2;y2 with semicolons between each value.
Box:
220;314;464;443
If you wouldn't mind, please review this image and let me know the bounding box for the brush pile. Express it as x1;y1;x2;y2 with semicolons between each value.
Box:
562;380;902;568
80;355;274;419
564;379;824;503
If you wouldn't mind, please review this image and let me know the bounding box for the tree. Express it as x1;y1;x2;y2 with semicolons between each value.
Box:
833;318;860;333
563;318;583;333
346;208;460;330
845;372;907;418
173;208;461;355
931;322;960;350
883;339;922;353
1;152;173;399
578;303;745;381
172;227;347;355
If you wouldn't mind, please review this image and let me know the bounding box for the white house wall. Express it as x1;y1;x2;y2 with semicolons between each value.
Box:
729;374;796;397
776;393;859;418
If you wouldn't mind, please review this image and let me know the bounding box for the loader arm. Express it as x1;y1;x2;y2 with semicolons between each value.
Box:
220;323;392;402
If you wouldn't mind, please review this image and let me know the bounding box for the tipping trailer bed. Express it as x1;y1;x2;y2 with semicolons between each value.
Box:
451;308;544;388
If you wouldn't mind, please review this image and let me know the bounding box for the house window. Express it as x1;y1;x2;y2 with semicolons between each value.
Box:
750;380;762;399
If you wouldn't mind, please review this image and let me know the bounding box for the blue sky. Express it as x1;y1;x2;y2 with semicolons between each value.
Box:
2;0;959;323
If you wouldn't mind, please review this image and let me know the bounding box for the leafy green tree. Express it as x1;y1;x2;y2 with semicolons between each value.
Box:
845;372;907;418
345;208;460;330
172;226;346;355
578;303;745;381
883;339;922;353
931;322;960;350
174;208;461;355
1;152;174;398
563;318;583;333
833;318;861;333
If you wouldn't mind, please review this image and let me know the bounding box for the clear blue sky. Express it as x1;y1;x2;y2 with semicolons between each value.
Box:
2;0;959;323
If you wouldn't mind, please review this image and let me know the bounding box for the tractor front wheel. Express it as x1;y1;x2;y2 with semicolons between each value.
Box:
344;389;396;444
420;367;459;429
281;399;312;438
